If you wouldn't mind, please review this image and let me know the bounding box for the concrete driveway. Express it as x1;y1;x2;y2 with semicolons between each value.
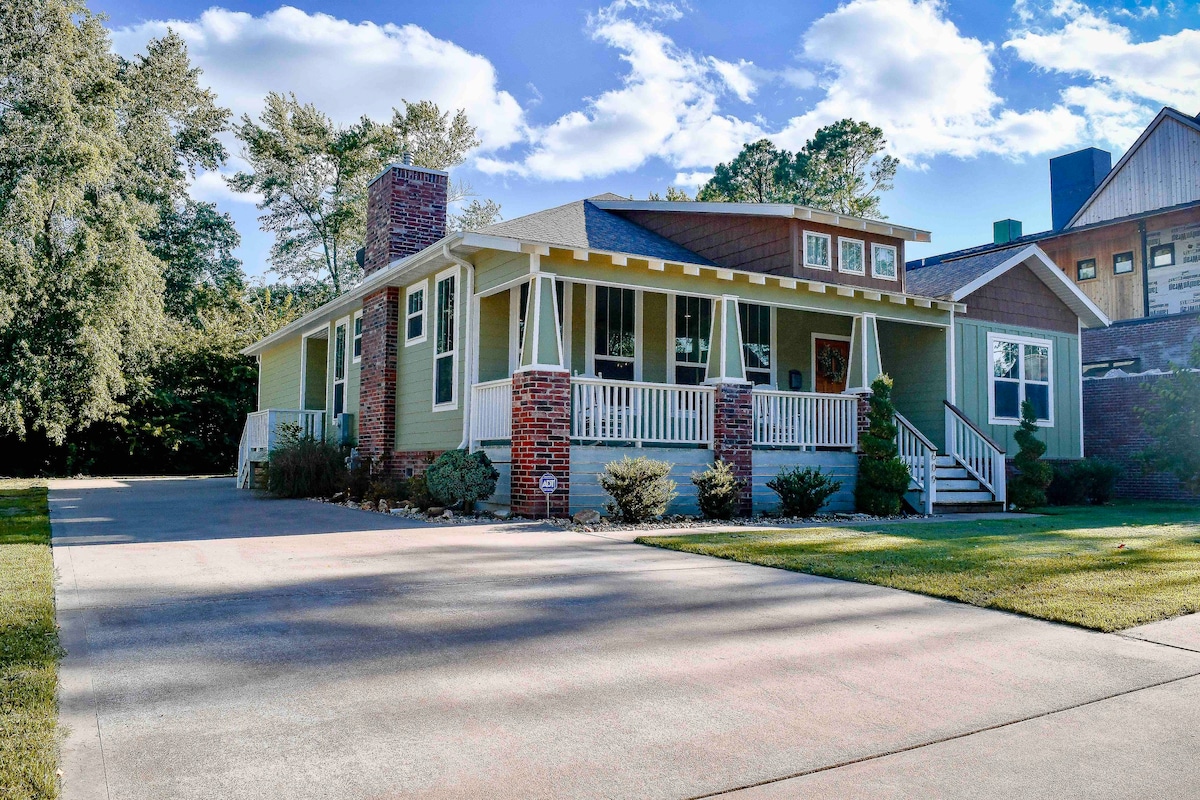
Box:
52;478;1200;799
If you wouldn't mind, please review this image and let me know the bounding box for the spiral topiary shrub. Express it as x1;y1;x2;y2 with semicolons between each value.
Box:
424;449;499;512
1009;400;1053;510
854;375;912;516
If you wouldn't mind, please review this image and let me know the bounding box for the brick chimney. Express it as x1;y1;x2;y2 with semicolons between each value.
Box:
364;162;449;277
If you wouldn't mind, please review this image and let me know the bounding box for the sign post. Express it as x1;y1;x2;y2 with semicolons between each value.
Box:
539;473;558;520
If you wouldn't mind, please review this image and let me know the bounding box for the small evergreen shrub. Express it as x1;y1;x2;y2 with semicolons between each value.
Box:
1048;459;1121;506
692;460;744;520
767;466;842;517
407;472;435;510
854;375;912;516
425;449;499;511
600;456;678;523
1047;463;1087;506
366;476;409;504
267;435;347;498
1009;400;1053;510
346;451;373;502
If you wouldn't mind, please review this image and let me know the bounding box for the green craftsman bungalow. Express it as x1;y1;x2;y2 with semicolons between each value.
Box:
239;163;1110;516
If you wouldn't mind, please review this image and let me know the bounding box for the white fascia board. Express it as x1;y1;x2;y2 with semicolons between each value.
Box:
460;231;523;252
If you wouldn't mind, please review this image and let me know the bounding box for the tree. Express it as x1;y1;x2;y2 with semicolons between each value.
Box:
647;186;692;201
1139;342;1200;493
1009;400;1053;510
854;375;912;516
697;139;792;203
150;199;244;321
392;100;479;172
449;198;502;232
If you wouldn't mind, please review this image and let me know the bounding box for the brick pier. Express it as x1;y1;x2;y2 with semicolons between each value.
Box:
510;370;571;517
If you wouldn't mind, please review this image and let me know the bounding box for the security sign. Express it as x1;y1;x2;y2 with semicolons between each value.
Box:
540;473;558;494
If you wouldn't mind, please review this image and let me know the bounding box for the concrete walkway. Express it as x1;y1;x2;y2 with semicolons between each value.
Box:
51;478;1200;800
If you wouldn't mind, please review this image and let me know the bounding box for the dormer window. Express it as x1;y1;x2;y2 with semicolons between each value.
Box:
838;238;865;275
804;231;831;270
871;244;898;280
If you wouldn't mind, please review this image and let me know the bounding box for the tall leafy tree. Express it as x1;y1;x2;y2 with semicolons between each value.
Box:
450;198;502;232
150;198;244;321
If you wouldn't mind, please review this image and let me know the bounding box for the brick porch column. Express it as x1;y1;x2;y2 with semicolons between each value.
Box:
712;383;754;516
510;370;571;517
359;286;401;474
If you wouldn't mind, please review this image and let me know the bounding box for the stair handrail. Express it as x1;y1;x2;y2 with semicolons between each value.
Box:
895;412;936;515
943;401;1006;506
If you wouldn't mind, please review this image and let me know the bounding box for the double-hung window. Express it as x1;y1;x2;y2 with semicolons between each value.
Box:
405;283;427;345
838;238;865;275
989;333;1052;425
871;244;898;280
593;286;636;380
672;295;711;385
433;269;457;409
333;319;348;418
351;311;363;362
739;302;773;385
804;231;831;270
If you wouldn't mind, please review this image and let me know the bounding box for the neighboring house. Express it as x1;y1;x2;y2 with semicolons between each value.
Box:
239;162;1107;516
909;106;1199;501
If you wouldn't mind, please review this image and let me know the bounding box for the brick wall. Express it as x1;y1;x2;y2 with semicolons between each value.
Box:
359;287;401;473
364;164;449;278
510;370;571;517
712;383;753;516
392;450;443;478
1083;373;1199;501
1082;312;1200;372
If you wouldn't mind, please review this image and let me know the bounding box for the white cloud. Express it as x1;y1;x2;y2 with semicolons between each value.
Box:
673;170;713;188
110;6;526;153
188;168;258;205
773;0;1084;162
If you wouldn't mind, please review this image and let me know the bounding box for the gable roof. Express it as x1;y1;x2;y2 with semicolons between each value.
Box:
1067;106;1200;228
481;197;716;266
906;244;1110;328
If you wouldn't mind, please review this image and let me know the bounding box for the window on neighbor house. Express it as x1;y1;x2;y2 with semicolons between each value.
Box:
1150;243;1175;268
1077;258;1097;281
871;244;898;280
405;284;426;345
333;320;348;418
838;238;865;275
739;302;772;385
1113;251;1134;275
804;231;831;270
594;286;636;381
990;334;1052;425
433;270;457;408
352;312;363;362
673;295;711;385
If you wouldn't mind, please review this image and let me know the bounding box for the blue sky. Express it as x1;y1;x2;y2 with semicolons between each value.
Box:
100;0;1200;277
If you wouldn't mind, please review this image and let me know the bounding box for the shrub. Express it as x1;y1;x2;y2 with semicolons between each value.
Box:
767;466;842;517
407;472;435;510
1009;400;1053;510
425;449;499;512
1049;459;1122;506
346;450;373;502
854;375;912;516
366;476;409;505
1138;341;1200;493
600;456;678;523
1047;463;1087;506
267;436;347;498
692;460;744;520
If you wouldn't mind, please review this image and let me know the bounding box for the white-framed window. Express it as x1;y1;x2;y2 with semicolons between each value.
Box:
670;294;712;385
838;237;865;275
405;282;427;346
332;317;349;418
432;267;458;410
871;243;898;280
589;285;638;381
988;332;1053;426
739;302;774;386
803;231;832;270
351;310;363;363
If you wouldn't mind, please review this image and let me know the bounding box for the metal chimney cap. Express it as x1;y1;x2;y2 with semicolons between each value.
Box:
401;151;414;166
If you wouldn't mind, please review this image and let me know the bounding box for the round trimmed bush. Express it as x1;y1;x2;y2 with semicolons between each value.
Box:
424;449;499;512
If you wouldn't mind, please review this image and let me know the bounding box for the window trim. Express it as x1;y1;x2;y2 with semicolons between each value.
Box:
870;243;899;281
431;266;459;412
666;292;714;385
1149;242;1175;269
1113;251;1135;276
585;284;642;380
404;282;427;347
332;316;350;420
1076;258;1097;281
837;237;866;275
986;332;1054;427
351;310;363;363
739;301;776;386
803;230;832;271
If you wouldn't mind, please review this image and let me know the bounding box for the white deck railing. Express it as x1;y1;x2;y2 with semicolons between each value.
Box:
751;389;858;449
896;412;937;514
236;409;326;488
470;378;513;444
571;377;715;446
945;401;1006;504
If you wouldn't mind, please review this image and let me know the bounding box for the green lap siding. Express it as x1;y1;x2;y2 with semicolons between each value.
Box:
258;337;302;411
396;272;466;451
774;310;853;392
955;318;1082;460
478;291;510;382
303;338;327;410
642;292;668;382
879;320;948;449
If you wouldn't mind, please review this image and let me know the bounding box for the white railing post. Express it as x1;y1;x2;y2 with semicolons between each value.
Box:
569;377;714;446
750;389;858;450
469;378;514;446
944;402;1007;506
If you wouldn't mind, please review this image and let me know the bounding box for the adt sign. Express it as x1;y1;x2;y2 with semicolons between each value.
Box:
539;473;558;494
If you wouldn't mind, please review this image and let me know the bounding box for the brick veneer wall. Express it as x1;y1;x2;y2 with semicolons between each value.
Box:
392;450;442;478
1082;312;1200;372
712;383;753;516
1083;373;1199;501
511;370;571;517
359;287;401;473
854;395;871;450
364;164;449;278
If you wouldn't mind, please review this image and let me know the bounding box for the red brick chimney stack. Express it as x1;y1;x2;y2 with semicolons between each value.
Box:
363;163;449;278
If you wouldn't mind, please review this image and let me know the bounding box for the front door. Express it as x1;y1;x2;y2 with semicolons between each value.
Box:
813;337;851;393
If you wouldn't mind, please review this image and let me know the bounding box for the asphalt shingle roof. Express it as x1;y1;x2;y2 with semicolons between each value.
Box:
481;196;716;266
904;247;1021;299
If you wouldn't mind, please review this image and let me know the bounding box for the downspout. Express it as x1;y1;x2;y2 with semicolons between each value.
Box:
444;243;476;449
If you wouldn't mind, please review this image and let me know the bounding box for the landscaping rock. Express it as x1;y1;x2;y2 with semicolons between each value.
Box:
492;508;512;520
441;510;454;520
427;506;445;517
573;509;602;525
377;499;391;513
359;501;374;511
330;492;348;504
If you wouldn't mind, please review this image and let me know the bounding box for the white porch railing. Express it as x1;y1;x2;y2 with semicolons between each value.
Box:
470;378;513;444
571;377;715;446
236;409;326;488
896;412;937;515
945;401;1006;505
751;389;858;449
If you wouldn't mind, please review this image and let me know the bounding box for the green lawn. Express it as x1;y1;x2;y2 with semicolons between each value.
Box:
638;503;1200;632
0;480;61;799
